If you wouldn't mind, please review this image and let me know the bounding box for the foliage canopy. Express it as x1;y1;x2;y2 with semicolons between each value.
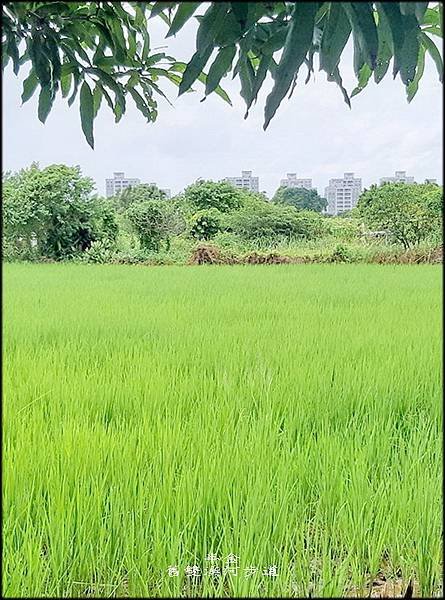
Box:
357;181;443;248
126;198;184;251
228;201;325;241
116;183;168;210
273;185;328;212
2;163;117;259
182;179;244;213
3;2;443;147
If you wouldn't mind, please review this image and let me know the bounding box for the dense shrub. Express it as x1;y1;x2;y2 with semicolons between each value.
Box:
41;196;118;260
189;209;222;240
272;186;327;213
81;240;115;264
357;182;443;249
323;217;361;241
326;244;357;263
115;183;168;210
126;200;185;251
3;164;116;260
182;180;244;213
228;203;324;242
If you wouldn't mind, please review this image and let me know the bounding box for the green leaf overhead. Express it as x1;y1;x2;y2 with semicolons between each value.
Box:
419;30;444;81
351;63;372;97
178;45;214;95
342;2;378;70
407;44;426;102
264;2;318;129
167;2;200;37
79;81;94;148
37;85;53;123
3;2;443;144
414;2;429;22
60;70;72;98
399;14;421;84
319;3;351;76
374;4;393;83
21;69;39;104
92;84;103;118
205;45;237;96
196;2;228;55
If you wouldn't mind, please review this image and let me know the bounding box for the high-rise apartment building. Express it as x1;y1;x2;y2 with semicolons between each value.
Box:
106;172;140;197
380;170;415;185
223;170;259;193
279;173;312;189
106;174;171;198
324;172;362;215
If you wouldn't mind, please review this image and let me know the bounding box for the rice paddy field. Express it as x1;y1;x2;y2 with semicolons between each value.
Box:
3;263;442;598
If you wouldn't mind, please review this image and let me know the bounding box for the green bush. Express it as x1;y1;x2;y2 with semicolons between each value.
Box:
357;182;443;249
115;183;168;210
125;200;183;252
81;240;115;264
2;164;117;260
323;217;361;241
189;209;222;240
272;186;327;213
327;244;357;263
228;203;324;242
182;180;244;213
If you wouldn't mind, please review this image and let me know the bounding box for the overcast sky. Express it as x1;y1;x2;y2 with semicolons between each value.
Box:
3;14;443;197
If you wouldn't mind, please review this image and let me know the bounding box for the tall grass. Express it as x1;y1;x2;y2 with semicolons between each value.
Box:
3;263;442;597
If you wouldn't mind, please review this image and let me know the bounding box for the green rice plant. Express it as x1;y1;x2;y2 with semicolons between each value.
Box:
3;263;442;598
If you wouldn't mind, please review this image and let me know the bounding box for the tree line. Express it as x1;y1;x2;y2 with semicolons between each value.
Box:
3;163;442;263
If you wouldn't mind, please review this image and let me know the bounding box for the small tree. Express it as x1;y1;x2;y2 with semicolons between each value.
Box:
3;165;49;257
2;163;114;260
117;184;167;210
273;186;327;213
357;183;443;248
126;200;184;251
183;180;244;213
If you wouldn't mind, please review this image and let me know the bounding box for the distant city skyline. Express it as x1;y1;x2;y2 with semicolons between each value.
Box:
103;168;437;204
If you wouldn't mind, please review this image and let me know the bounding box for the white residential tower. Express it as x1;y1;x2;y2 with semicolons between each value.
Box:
223;170;259;193
106;172;140;197
380;170;415;185
280;173;312;189
324;172;362;215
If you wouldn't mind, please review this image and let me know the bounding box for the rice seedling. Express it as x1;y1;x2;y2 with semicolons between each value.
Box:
3;263;442;598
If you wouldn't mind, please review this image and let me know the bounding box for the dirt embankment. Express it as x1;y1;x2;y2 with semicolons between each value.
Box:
189;244;443;266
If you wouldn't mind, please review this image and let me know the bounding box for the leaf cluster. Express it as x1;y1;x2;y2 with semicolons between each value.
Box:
167;2;443;127
182;179;245;213
3;2;442;145
2;1;229;147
